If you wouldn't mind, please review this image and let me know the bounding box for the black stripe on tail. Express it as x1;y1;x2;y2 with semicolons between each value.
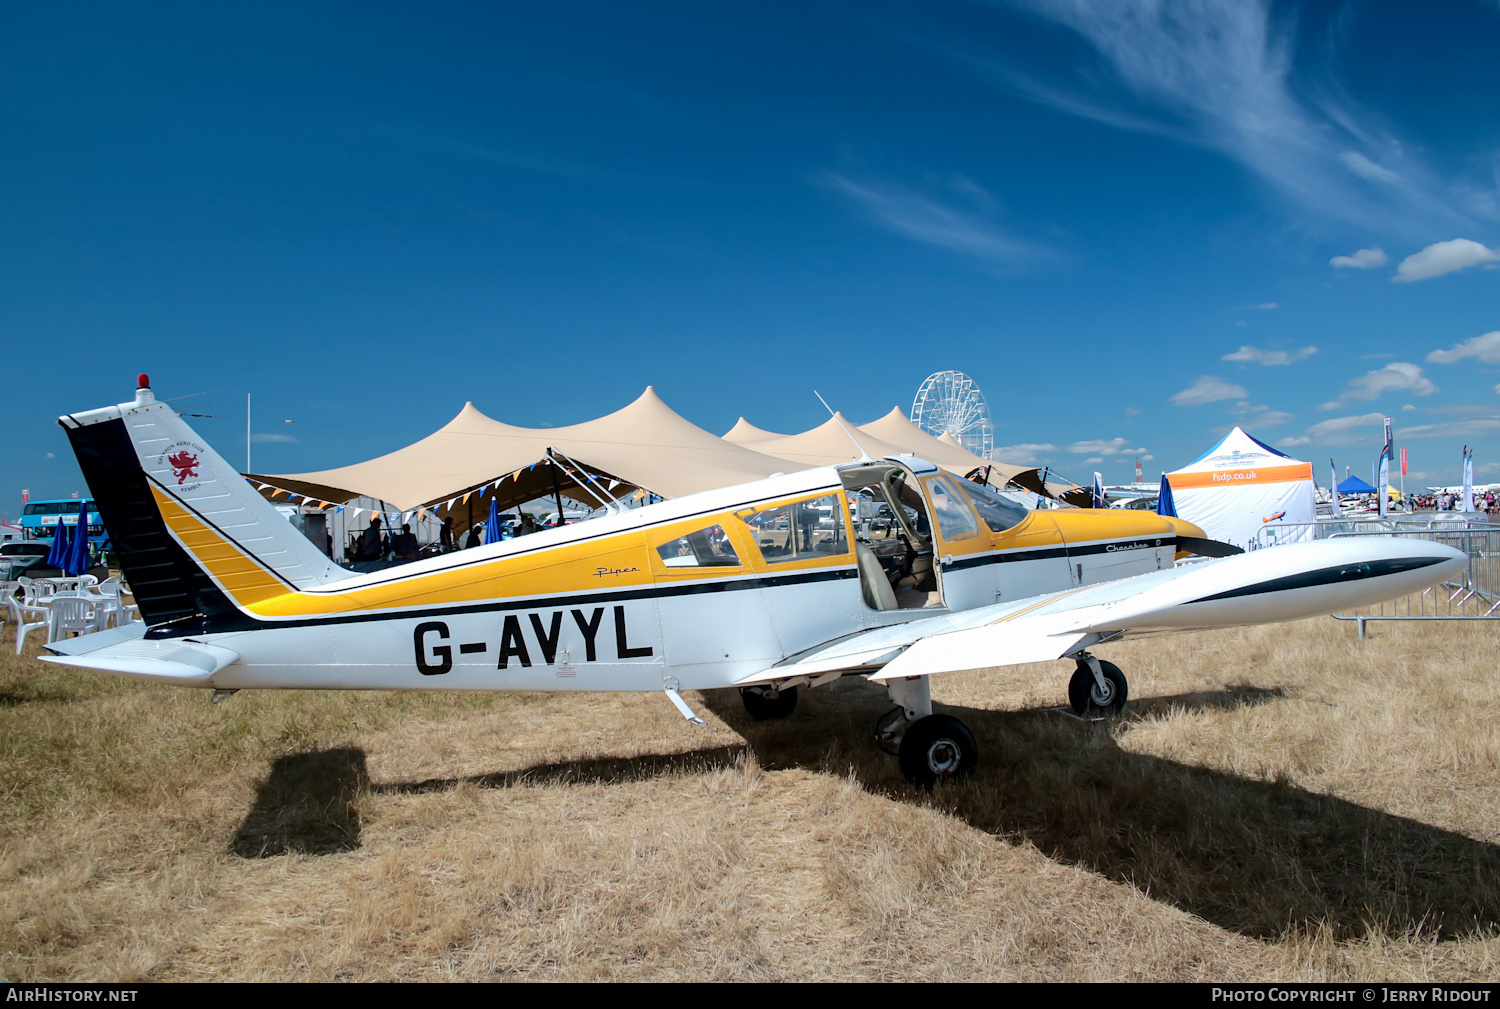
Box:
63;416;258;636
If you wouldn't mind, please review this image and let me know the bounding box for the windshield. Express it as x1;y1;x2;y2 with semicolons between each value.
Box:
961;481;1029;533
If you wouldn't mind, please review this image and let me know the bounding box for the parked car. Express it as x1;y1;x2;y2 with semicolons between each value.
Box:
0;542;52;581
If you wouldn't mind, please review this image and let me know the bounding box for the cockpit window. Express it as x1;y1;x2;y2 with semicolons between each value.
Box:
962;481;1029;533
739;494;850;564
924;476;978;542
656;525;740;567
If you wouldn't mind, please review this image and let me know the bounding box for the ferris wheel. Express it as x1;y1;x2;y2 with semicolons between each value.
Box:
911;371;994;459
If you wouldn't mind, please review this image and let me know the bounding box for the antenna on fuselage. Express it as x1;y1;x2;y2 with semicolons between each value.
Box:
813;390;874;463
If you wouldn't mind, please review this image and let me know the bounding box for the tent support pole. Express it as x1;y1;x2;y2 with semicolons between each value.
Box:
551;462;566;526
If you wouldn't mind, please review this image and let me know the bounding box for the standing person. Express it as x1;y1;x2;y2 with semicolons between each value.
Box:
464;523;481;549
439;517;455;553
519;514;538;536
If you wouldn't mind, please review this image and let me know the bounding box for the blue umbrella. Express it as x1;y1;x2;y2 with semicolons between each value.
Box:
46;516;71;569
484;498;502;545
1156;474;1178;517
65;501;91;576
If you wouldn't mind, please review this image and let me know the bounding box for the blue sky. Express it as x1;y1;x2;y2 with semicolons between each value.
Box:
4;0;1499;507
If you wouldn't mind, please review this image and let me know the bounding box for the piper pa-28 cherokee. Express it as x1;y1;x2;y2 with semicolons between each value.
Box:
44;377;1465;786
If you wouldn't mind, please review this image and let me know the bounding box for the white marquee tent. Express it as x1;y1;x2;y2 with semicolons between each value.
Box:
1163;427;1316;551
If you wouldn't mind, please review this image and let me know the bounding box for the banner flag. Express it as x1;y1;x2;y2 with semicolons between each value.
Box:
1462;446;1475;513
1378;418;1392;518
1328;459;1342;518
1091;472;1105;510
1400;447;1408;477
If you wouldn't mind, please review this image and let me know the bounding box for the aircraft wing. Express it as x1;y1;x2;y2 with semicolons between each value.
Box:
736;537;1466;686
39;622;239;684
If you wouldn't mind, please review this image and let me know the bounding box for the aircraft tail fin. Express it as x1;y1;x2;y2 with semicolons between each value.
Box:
59;376;342;633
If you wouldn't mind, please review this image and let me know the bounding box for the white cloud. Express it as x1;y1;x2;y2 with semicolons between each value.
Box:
1066;438;1148;456
250;432;297;444
1083;457;1104;464
1396;416;1500;440
43;452;55;459
1319;362;1437;409
976;0;1474;236
992;443;1057;465
1330;247;1388;270
1394;239;1500;283
1339;152;1401;185
1123;405;1140;416
1171;375;1248;406
1256;302;1278;310
1228;402;1294;429
1426;330;1500;365
1222;344;1317;365
819;173;1044;268
1401;404;1417;412
1141;454;1155;461
1283;412;1386;447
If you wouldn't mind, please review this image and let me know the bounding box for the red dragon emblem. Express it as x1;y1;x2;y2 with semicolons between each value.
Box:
167;450;200;485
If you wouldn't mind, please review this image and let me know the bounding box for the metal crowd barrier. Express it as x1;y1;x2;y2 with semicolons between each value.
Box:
1252;516;1500;637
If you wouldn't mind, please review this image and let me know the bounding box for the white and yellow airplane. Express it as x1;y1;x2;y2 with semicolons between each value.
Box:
44;378;1465;786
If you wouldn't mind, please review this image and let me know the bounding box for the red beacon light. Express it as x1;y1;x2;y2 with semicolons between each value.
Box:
138;373;150;389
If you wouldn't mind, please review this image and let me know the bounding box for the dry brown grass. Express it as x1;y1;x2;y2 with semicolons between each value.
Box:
1;614;1498;981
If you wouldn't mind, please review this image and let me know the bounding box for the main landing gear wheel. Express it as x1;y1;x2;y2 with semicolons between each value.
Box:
1068;659;1128;716
740;685;798;721
898;714;978;789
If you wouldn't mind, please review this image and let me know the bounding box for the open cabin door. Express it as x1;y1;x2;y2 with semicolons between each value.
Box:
842;460;946;615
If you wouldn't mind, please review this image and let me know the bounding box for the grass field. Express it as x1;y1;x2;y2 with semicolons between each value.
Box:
2;614;1498;981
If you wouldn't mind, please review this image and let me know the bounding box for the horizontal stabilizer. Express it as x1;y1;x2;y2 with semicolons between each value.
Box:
41;626;239;684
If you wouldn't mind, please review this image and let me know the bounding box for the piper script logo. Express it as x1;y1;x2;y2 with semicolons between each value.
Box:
158;441;209;492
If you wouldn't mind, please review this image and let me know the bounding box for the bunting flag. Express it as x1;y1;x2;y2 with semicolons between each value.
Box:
461;492;471;505
513;469;523;480
352;508;363;518
445;498;456;511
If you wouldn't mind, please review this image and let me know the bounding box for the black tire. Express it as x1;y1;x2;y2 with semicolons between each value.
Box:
897;714;978;788
1068;660;1128;716
740;685;798;721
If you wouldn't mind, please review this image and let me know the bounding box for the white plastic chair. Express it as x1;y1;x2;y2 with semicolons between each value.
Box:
88;580;137;629
20;577;59;604
45;594;98;644
14;598;51;654
0;580;17;626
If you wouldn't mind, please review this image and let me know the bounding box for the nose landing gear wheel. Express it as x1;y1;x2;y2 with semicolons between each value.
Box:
1068;659;1128;716
740;685;798;721
897;714;978;788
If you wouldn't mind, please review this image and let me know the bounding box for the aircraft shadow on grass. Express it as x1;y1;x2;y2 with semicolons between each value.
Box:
233;679;1500;941
697;677;1500;941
